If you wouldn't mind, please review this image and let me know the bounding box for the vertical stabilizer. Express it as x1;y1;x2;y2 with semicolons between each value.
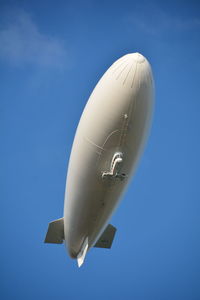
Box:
77;237;88;267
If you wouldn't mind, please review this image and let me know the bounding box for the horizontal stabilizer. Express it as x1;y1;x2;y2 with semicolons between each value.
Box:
94;224;117;249
44;218;64;244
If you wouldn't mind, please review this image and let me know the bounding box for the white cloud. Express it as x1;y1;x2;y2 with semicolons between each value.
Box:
0;10;67;69
125;8;200;36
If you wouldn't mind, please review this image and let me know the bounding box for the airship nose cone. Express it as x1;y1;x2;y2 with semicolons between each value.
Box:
109;52;151;87
131;52;146;63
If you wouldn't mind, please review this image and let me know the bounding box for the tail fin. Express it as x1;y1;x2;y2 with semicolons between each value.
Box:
44;218;64;244
77;237;88;267
94;224;116;249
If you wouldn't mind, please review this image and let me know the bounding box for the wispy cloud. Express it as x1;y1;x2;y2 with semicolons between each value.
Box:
125;8;200;36
0;10;67;69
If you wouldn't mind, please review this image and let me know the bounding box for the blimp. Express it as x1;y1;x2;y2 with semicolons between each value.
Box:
44;52;154;267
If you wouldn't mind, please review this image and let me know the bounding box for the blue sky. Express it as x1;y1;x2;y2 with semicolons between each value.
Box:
1;0;200;299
